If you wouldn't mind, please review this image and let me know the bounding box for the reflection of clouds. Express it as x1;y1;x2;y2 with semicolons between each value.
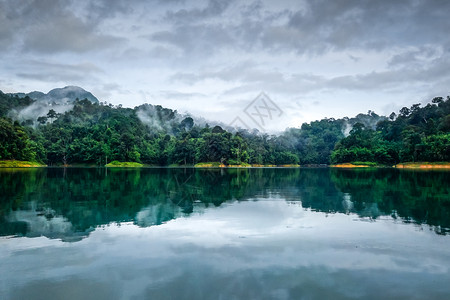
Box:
5;205;91;242
174;199;306;238
1;200;450;299
135;203;183;227
341;193;353;213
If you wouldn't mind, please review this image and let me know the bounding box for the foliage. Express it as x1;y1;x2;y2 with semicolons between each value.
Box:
0;90;449;166
0;160;45;167
194;162;225;167
0;118;41;162
0;91;35;118
106;161;144;167
331;97;450;164
350;161;377;166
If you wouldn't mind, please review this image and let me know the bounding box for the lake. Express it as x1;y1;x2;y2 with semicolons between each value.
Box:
1;168;449;299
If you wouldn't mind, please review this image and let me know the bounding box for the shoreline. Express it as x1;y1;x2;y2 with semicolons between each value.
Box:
330;163;375;168
0;160;46;168
2;160;449;169
395;162;450;169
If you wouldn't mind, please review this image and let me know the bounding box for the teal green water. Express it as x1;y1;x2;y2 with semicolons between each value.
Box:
0;168;449;299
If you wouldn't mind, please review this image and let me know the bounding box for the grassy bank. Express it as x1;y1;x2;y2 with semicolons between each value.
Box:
277;164;301;167
194;162;300;168
331;161;378;168
194;162;226;168
105;161;144;167
395;162;450;169
227;163;251;167
0;160;46;167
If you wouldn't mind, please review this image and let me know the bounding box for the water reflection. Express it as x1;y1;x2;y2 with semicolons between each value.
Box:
1;168;450;299
0;167;449;241
2;200;449;300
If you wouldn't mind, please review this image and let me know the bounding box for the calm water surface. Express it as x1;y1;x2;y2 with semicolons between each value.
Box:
0;168;449;300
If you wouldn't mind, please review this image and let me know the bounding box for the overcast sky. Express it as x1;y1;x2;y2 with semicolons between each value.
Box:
1;0;449;131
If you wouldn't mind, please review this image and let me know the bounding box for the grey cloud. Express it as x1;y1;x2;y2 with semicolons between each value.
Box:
150;4;291;57
239;1;263;20
84;0;134;19
16;60;102;83
1;0;124;53
90;83;126;102
3;0;449;57
148;45;182;60
221;73;324;97
110;46;181;65
348;55;361;62
388;46;443;68
0;1;26;48
172;50;450;97
325;58;450;94
159;90;206;99
165;0;233;24
151;24;236;57
154;0;450;57
159;0;186;3
102;83;121;92
2;0;449;123
170;61;258;83
24;15;124;54
283;0;450;53
170;62;326;97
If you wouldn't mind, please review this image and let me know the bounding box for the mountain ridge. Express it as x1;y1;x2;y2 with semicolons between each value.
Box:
8;86;99;104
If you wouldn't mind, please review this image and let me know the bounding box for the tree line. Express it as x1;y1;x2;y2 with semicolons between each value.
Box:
0;90;448;165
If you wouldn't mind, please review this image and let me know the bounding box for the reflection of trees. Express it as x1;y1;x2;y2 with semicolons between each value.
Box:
0;168;449;241
330;169;450;234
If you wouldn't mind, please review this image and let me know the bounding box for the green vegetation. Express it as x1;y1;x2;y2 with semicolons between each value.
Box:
228;162;251;167
395;162;450;169
332;162;378;167
0;117;43;163
106;161;144;167
331;97;450;165
0;89;448;166
194;162;225;168
349;161;377;166
0;160;46;167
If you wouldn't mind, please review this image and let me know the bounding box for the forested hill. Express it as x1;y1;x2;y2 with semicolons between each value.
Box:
0;89;449;166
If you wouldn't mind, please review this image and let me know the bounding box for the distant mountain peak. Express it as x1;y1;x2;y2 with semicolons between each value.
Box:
8;86;99;104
